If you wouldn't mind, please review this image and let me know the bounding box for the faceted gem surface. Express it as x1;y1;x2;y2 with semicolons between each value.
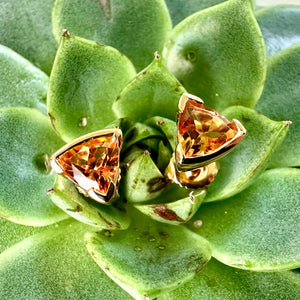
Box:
178;99;238;158
56;133;121;196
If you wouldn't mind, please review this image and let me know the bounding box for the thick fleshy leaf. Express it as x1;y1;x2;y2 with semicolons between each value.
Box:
164;258;300;300
122;122;164;152
113;57;186;122
48;176;130;230
163;0;266;111
85;209;212;299
52;0;172;71
165;0;227;25
0;108;67;226
205;106;289;202
122;151;166;203
48;34;136;142
256;44;300;167
145;116;177;151
189;168;300;271
0;0;56;74
135;187;206;225
0;220;132;299
256;5;300;57
0;218;56;254
137;137;162;153
0;45;48;112
157;140;173;172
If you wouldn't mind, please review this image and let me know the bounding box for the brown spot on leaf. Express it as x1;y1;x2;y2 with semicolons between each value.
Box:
241;117;250;123
159;231;168;238
196;260;208;273
285;120;292;127
147;177;166;193
98;212;120;228
62;29;70;37
46;187;55;194
156;120;165;126
67;205;82;213
154;51;160;59
48;113;58;132
153;205;184;222
189;191;195;203
48;112;55;122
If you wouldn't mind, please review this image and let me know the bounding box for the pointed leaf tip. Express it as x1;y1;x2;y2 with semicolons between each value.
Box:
154;51;161;59
61;29;70;37
163;0;266;111
47;35;136;141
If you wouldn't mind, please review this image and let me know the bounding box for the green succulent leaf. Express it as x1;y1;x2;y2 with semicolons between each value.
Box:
113;57;186;123
48;34;136;142
138;137;162;153
122;151;166;203
0;45;48;112
52;0;172;71
157;140;173;172
0;108;67;226
189;168;300;271
135;188;206;225
48;176;130;230
165;0;227;25
0;220;132;300
0;218;57;254
205;106;289;202
164;258;300;300
256;5;300;57
163;0;266;111
85;208;212;299
0;0;57;74
256;44;300;167
145;116;177;151
122;122;164;152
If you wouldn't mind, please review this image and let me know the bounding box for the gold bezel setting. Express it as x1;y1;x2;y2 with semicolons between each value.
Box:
50;128;122;204
175;93;246;172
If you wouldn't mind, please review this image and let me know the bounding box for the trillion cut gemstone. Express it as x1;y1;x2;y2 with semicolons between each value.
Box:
177;99;238;158
56;133;121;196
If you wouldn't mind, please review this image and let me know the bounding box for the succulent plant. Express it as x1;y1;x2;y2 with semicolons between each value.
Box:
0;0;300;299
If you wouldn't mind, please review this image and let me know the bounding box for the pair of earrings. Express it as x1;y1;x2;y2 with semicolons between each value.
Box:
50;93;246;205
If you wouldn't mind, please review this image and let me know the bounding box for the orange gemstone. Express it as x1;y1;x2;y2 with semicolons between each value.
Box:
56;133;121;196
178;99;238;158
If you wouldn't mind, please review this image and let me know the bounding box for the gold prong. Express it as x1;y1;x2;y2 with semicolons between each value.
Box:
50;159;64;174
178;93;204;113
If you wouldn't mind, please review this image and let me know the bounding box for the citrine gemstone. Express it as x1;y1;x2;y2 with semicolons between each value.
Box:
56;133;121;196
177;99;238;158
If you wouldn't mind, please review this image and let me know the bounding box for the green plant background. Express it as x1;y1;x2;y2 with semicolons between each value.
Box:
0;0;300;299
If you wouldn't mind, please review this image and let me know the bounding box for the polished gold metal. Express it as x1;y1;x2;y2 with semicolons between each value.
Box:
175;93;246;172
50;128;122;204
166;92;246;188
176;117;246;171
166;155;219;189
177;92;204;113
